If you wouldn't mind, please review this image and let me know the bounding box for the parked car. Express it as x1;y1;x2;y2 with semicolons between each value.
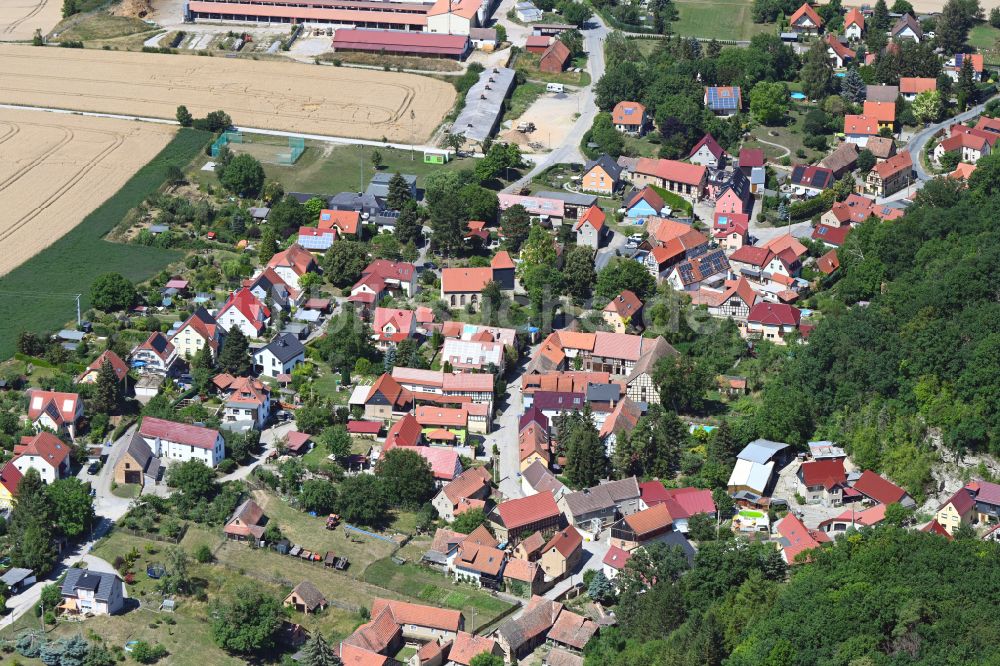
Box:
87;461;101;475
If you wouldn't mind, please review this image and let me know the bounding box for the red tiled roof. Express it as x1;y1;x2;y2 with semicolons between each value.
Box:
416;405;467;428
491;250;515;270
496;491;560;530
219;288;270;332
843;114;880;135
634;158;707;187
384;413;422;449
789;2;823;27
267;243;316;276
548;609;598;650
26;389;81;425
392;445;460;481
333;28;468;55
799;459;846;489
729;244;771;267
819;502;887;529
899;77;936;95
284;431;313;452
825;34;855;60
574;205;606;232
443;466;492;504
503;557;539;583
190;0;427;26
939;488;975;514
776;513;830;563
318;209;361;235
863;100;896;123
817;249;840;275
748;302;801;327
540;39;571;67
80;350;128;382
844;6;864;28
366;373;412;409
873;150;913;180
689;133;725;160
612;101;646;126
921;519;953;539
812;223;851;247
603;290;642;317
738;148;765;168
347;421;382;435
140;416;220;450
602;544;632;570
448;632;496;666
13;432;70;468
370;598;463;633
854;470;908;504
626;185;665;212
542;526;582;559
0;461;23;496
441;267;494;294
623;502;672;537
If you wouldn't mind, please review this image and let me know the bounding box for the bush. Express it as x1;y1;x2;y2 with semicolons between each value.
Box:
130;641;168;664
194;545;214;563
216;458;238;474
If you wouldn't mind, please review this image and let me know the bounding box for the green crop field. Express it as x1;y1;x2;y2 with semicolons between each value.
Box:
673;0;775;41
0;128;211;360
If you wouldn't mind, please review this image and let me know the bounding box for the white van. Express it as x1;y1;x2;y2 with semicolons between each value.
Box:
546;83;564;93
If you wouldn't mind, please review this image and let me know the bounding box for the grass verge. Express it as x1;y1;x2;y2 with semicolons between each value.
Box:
0;128;211;359
363;558;515;632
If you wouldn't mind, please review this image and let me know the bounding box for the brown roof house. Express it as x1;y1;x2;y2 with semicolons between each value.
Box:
364;373;414;421
495;596;563;662
538;526;583;581
602;290;643;334
548;608;599;654
490;491;562;544
223;499;268;544
539;39;570;73
284;580;328;614
113;430;161;487
432;466;493;522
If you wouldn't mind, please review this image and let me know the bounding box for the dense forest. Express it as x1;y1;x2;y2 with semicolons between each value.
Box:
743;155;1000;498
584;527;1000;665
583;131;1000;666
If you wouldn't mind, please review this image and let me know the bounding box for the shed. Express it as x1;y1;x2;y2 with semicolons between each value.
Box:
284;581;328;614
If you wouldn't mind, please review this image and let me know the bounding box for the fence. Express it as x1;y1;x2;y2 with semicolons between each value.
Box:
210;131;247;157
277;136;305;165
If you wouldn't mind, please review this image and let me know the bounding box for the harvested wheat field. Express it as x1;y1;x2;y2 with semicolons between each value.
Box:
0;0;62;41
0;107;176;276
0;44;456;142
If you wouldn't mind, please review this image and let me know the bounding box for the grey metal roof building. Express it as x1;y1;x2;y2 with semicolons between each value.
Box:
737;439;790;465
365;173;417;200
534;190;598;208
452;67;516;145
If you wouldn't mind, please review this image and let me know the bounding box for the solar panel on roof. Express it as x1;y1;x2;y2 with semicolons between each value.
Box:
706;87;739;110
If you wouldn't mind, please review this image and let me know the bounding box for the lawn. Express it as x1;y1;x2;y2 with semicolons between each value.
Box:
650;185;694;216
193;141;470;198
51;11;156;42
969;23;1000;64
362;558;515;632
503;82;547;123
623;133;665;158
673;0;775;41
512;52;591;87
252;490;400;571
34;530;366;665
0;128;211;360
740;105;825;163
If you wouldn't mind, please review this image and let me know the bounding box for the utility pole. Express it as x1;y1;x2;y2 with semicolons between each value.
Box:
410;110;416;161
75;294;82;327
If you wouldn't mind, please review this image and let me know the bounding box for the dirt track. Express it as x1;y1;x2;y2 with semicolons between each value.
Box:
0;108;176;276
0;44;455;142
0;0;61;41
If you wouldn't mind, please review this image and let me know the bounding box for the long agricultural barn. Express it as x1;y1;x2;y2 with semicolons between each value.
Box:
185;0;489;35
332;29;470;59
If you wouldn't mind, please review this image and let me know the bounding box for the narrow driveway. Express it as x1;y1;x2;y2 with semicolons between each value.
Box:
485;379;525;499
219;421;298;483
505;14;610;192
904;95;997;184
